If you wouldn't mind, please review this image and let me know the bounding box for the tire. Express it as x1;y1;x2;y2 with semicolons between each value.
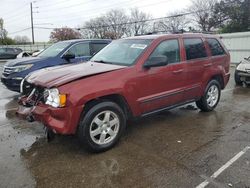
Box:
77;101;126;152
234;70;242;85
196;80;221;112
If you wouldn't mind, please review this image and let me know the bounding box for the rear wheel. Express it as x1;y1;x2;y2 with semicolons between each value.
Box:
234;70;242;85
196;80;221;112
77;101;126;152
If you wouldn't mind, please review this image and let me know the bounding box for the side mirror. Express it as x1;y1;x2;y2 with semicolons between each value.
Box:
62;53;75;61
143;56;168;68
244;56;250;61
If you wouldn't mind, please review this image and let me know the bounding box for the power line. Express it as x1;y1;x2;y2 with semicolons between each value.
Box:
8;27;31;35
35;0;140;17
36;0;99;13
33;8;211;31
34;0;171;24
1;3;29;20
36;0;97;9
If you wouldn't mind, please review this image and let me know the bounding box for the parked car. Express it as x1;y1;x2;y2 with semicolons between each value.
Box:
16;51;32;58
1;39;111;92
0;47;23;59
17;33;230;152
234;56;250;85
32;49;44;57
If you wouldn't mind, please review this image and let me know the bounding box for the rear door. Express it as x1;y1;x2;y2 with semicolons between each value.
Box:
137;39;187;114
182;37;209;101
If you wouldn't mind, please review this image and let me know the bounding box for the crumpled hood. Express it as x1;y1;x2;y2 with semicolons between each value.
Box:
4;57;50;66
26;62;126;88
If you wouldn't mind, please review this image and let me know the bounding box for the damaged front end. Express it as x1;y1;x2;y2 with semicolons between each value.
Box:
17;80;45;122
17;79;83;136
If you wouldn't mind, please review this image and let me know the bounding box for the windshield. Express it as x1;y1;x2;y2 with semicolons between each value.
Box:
91;39;152;66
38;42;71;58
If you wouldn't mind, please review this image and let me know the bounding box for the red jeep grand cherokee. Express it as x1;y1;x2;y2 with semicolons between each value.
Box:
18;34;230;152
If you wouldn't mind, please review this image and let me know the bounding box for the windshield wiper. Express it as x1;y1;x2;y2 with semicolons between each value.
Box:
93;60;114;64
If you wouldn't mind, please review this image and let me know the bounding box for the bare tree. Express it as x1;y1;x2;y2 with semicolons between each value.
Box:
154;11;190;33
127;8;152;36
104;9;129;39
0;18;8;44
14;35;30;44
50;27;81;42
189;0;219;31
82;17;109;39
81;9;129;39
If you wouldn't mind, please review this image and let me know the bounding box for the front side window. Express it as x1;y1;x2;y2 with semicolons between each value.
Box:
67;43;90;57
149;39;180;64
91;39;152;66
207;38;225;56
6;48;15;53
184;38;207;60
0;48;5;53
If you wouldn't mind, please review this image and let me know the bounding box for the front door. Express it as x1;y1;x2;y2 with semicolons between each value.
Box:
136;39;187;114
63;42;91;64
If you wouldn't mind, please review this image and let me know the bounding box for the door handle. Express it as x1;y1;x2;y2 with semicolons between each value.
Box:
204;63;212;67
172;69;183;74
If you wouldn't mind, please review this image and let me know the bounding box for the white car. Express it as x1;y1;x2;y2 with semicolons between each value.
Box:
235;56;250;85
32;49;44;57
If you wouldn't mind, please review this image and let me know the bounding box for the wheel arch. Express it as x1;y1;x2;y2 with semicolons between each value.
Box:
208;74;225;89
81;93;133;120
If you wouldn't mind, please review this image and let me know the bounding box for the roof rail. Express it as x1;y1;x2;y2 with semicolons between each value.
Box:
135;29;216;36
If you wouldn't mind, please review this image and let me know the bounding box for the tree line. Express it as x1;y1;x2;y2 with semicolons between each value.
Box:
1;0;249;44
51;0;249;41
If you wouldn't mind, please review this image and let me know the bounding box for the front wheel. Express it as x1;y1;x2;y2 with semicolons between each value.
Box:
77;101;126;152
234;70;242;85
196;80;221;112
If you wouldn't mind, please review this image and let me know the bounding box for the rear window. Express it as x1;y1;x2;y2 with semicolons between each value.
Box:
184;38;207;60
207;38;225;56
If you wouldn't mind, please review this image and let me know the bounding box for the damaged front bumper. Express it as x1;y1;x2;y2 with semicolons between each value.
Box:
17;97;83;135
236;70;250;84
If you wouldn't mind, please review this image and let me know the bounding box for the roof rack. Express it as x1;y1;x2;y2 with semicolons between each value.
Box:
137;30;216;36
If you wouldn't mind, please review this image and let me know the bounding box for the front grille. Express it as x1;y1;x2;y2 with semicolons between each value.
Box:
22;80;34;96
21;82;45;107
2;66;15;76
245;69;250;73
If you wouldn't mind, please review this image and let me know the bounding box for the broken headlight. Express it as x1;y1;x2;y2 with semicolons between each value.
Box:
44;88;66;108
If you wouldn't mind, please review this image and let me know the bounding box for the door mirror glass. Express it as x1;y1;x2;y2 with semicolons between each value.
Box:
144;56;168;68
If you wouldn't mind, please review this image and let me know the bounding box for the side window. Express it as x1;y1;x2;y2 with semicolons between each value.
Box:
149;39;180;64
184;38;207;60
6;48;14;53
207;38;225;56
91;43;108;55
67;43;90;57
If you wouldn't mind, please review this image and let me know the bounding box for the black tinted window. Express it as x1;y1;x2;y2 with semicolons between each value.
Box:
207;38;225;56
184;38;207;60
6;48;15;53
150;39;180;64
91;43;108;55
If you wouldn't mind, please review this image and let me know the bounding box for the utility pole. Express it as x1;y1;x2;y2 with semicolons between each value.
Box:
30;2;34;44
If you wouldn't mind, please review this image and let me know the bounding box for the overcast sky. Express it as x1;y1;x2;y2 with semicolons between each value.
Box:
0;0;192;42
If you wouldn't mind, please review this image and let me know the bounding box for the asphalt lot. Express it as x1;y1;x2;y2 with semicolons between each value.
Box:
0;64;250;188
